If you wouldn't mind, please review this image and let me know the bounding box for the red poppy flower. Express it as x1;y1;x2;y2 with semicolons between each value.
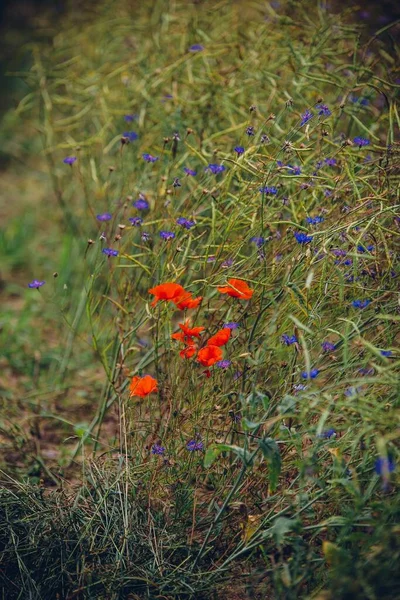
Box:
148;283;185;307
173;291;203;310
207;328;231;347
217;278;253;300
197;345;223;367
179;343;197;359
129;374;158;397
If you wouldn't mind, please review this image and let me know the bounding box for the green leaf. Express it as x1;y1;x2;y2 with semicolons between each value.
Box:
258;438;281;491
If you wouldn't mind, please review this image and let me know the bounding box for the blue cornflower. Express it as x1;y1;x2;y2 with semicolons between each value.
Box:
183;167;197;176
324;189;333;197
221;258;234;268
63;156;77;165
357;244;374;253
259;186;278;195
123;131;138;141
300;109;313;126
250;236;265;247
322;341;336;352
318;428;336;439
159;231;175;240
96;212;112;222
234;146;245;155
151;443;166;455
301;369;320;379
316;103;331;117
142;153;158;163
380;350;392;357
374;456;395;476
352;299;370;309
186;439;204;451
331;249;347;257
281;334;297;346
189;44;204;52
205;163;226;174
345;386;359;397
133;198;149;210
353;137;370;147
28;279;45;289
306;216;324;225
141;232;151;242
176;217;196;229
129;217;143;226
288;165;301;175
223;322;239;330
294;232;313;244
124;114;136;122
102;248;119;257
246;126;255;136
324;158;337;166
216;359;232;369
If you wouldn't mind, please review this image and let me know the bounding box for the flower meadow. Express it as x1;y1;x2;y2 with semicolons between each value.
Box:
0;1;399;599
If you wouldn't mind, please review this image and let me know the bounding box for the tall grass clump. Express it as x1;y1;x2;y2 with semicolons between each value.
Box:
1;1;399;598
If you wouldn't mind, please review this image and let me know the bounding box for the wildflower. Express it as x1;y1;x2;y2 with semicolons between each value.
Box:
216;359;231;368
250;236;266;247
293;383;307;393
324;158;337;166
124;114;136;122
221;258;234;268
306;216;324;225
260;134;270;143
123;131;138;141
224;322;239;329
322;341;336;352
357;244;374;253
345;386;359;397
316;103;331;116
246;126;255;136
218;278;254;300
380;350;392;357
63;156;77;165
207;328;231;347
324;189;333;197
259;186;278;195
294;232;313;244
207;256;216;262
159;231;176;241
96;212;112;221
172;322;205;342
174;291;203;310
374;456;395;476
281;334;297;346
288;165;302;175
102;248;119;257
353;137;370;147
301;369;320;379
186;438;204;451
318;428;336;439
359;367;374;375
129;217;143;226
331;249;347;257
151;443;165;455
176;217;196;229
197;345;223;366
28;279;45;289
148;282;186;307
234;146;245;155
142;153;159;163
129;374;158;397
179;343;197;359
300;109;313;126
133;198;149;210
183;167;197;176
173;178;181;187
189;44;204;52
352;299;370;309
205;163;226;174
141;232;151;242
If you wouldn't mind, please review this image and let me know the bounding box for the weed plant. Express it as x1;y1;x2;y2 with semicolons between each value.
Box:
0;1;399;598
